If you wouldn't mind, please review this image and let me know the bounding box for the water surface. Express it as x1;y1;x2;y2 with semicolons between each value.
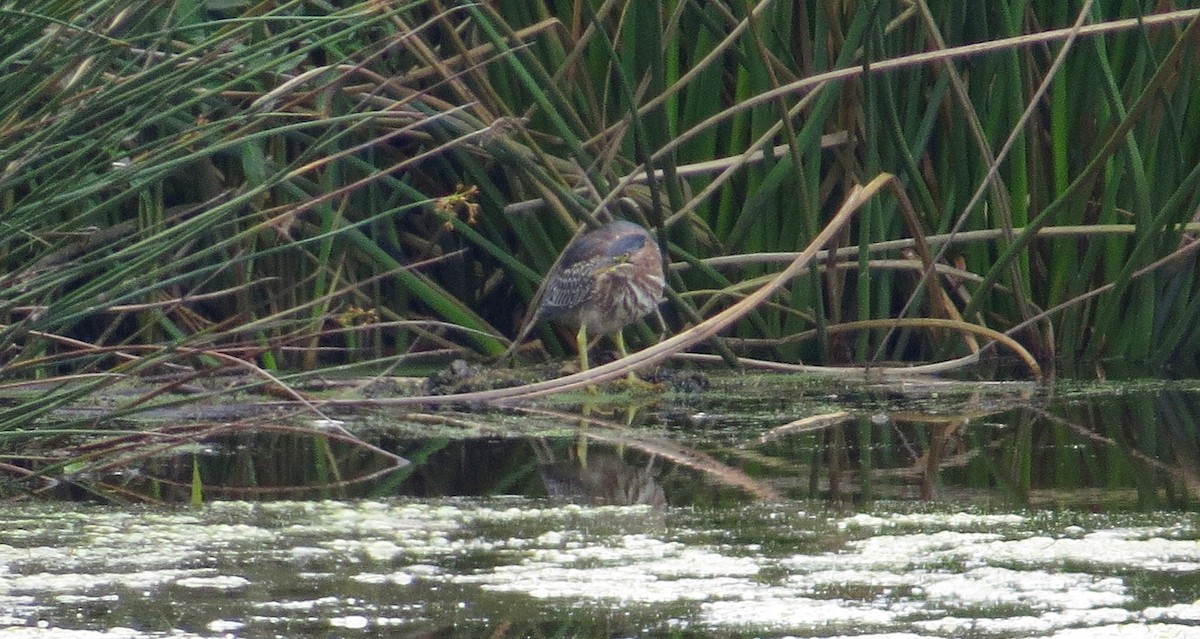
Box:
0;500;1196;638
2;374;1198;638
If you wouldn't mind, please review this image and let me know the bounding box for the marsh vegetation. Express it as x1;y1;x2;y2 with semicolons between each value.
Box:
1;1;1200;497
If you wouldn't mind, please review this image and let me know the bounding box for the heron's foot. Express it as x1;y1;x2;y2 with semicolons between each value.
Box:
617;371;662;394
557;360;583;376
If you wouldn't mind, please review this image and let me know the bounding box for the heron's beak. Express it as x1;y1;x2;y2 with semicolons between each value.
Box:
594;255;633;276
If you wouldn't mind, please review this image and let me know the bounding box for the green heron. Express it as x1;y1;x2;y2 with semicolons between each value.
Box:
538;220;665;375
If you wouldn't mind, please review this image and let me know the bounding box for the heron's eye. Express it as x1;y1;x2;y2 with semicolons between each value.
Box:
613;252;632;263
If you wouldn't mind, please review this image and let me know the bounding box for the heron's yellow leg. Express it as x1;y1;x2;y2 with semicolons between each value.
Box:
614;330;653;387
576;323;590;372
613;329;629;359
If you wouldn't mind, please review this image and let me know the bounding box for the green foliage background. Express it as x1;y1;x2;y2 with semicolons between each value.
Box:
2;0;1200;413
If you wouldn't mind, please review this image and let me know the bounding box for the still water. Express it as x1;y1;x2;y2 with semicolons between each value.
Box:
2;375;1198;638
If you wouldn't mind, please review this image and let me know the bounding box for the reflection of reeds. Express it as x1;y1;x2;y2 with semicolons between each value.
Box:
9;419;409;504
734;382;1198;508
4;373;1193;507
1032;392;1200;505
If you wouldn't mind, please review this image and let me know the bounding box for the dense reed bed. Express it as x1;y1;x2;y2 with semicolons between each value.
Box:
1;0;1199;424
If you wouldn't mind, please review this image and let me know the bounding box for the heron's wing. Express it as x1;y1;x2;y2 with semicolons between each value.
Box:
538;260;599;318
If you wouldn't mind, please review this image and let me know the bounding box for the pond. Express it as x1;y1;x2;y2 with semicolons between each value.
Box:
1;374;1198;638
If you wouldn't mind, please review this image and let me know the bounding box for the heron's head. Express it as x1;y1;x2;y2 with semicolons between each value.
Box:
595;232;648;271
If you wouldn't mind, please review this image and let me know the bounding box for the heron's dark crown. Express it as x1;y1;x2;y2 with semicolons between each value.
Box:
604;232;647;259
557;220;653;267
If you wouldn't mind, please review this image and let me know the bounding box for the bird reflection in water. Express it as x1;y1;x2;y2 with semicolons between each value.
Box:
534;429;667;509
